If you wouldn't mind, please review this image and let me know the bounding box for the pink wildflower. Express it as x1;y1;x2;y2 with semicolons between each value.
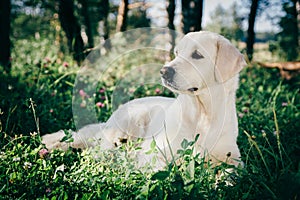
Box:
44;57;51;63
63;61;69;67
155;88;161;94
39;148;49;158
96;102;105;108
99;88;105;93
79;89;86;97
281;102;288;107
129;88;135;93
49;109;53;113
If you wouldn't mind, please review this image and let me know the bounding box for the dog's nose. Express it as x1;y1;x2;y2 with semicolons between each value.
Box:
160;66;175;81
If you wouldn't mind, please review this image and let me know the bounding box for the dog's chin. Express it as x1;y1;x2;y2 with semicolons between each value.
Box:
162;79;180;93
162;79;200;95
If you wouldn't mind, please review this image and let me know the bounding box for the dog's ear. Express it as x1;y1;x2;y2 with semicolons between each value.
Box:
214;36;247;83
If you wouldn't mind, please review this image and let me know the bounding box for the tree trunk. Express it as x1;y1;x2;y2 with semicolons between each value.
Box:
181;0;203;34
0;0;11;73
102;0;111;50
167;0;176;58
58;0;85;62
80;0;94;48
116;0;129;32
167;0;176;30
295;0;300;47
290;0;299;59
246;0;259;61
194;0;203;31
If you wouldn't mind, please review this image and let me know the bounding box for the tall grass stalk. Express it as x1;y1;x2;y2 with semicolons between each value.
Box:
272;108;284;168
4;105;17;133
29;98;40;135
243;130;272;177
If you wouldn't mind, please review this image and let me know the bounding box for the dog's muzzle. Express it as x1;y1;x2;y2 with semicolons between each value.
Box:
160;66;175;82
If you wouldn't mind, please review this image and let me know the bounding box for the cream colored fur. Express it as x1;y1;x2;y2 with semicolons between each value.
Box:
42;31;246;168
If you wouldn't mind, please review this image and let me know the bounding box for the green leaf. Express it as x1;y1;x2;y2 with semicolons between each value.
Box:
172;173;184;187
184;149;192;155
177;149;184;155
150;139;156;150
60;130;74;143
181;139;189;149
151;170;170;181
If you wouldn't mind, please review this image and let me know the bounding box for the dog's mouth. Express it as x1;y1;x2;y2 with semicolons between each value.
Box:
162;79;199;94
162;79;179;91
187;87;199;92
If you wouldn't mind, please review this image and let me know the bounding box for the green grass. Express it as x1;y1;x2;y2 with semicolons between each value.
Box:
0;38;299;199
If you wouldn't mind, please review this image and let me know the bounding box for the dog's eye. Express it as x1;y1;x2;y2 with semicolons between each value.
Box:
191;50;204;59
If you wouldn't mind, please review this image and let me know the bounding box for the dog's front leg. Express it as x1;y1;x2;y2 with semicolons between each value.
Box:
42;123;107;151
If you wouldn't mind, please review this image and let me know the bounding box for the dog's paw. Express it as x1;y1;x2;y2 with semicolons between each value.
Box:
42;130;69;151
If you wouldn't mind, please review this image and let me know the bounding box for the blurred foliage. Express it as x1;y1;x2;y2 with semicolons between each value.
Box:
5;0;299;64
0;34;174;134
0;37;76;135
127;7;151;29
205;3;244;42
10;0;151;40
11;0;55;39
269;0;299;61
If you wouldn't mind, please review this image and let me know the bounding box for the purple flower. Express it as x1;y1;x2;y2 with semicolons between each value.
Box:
99;88;105;93
46;188;51;193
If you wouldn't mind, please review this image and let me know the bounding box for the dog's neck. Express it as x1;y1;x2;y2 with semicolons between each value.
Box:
179;76;239;151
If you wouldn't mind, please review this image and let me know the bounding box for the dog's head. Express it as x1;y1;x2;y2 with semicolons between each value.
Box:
160;31;247;94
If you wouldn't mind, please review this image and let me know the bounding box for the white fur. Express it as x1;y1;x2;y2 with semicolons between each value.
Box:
42;31;246;168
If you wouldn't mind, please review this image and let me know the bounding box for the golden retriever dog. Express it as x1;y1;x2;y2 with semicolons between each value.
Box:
42;31;246;168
